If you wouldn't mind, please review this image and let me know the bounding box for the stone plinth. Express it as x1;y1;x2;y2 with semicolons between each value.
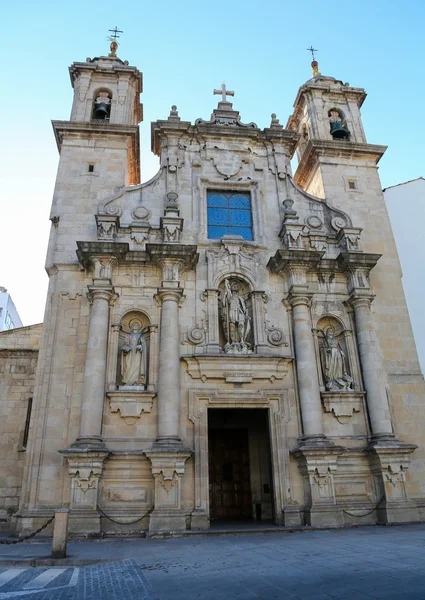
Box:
293;444;344;527
145;448;192;532
369;441;419;524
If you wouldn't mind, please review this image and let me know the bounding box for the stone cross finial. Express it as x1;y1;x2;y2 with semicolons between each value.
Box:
214;82;235;103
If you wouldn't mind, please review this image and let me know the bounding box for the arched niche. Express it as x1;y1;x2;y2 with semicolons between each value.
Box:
217;275;253;354
92;88;112;122
116;310;151;389
315;315;354;391
327;107;350;140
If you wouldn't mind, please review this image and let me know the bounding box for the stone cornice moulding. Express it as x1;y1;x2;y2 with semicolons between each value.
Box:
146;243;199;269
267;249;325;274
69;59;143;88
294;140;387;189
151;119;300;157
52;120;140;152
76;241;130;269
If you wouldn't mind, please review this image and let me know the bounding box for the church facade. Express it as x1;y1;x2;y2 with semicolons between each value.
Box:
1;45;425;536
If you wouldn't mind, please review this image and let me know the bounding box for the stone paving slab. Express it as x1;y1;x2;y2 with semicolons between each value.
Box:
1;525;425;598
0;559;155;600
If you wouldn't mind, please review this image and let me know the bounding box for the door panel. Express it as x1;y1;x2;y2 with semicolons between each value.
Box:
209;428;252;519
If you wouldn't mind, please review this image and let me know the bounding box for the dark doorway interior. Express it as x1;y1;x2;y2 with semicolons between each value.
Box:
208;408;273;522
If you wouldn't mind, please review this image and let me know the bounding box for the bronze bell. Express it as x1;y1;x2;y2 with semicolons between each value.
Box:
93;102;109;120
330;120;350;140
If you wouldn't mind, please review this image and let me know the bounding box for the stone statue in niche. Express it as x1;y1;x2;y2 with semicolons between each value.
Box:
329;110;350;140
318;325;353;390
220;278;252;354
120;322;147;387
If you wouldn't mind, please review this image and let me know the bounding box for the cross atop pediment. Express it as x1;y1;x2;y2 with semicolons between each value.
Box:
214;82;235;104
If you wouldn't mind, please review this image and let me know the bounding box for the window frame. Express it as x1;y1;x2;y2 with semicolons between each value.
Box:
206;190;254;241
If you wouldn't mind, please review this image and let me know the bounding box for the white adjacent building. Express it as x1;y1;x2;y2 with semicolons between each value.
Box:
0;287;23;331
384;177;425;375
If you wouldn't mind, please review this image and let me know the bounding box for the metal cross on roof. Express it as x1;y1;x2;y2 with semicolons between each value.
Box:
214;82;235;103
307;46;318;61
109;26;123;40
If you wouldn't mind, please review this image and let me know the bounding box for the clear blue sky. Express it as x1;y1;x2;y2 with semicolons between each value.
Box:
2;0;424;325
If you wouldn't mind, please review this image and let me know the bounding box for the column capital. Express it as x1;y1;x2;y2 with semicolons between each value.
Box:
287;288;314;308
348;293;375;309
87;285;116;305
155;288;184;304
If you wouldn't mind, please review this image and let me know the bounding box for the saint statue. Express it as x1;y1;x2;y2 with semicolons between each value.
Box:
220;279;251;353
319;326;353;391
120;322;147;386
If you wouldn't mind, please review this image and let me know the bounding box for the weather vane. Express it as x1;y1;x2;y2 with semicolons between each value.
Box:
107;27;123;57
307;46;318;61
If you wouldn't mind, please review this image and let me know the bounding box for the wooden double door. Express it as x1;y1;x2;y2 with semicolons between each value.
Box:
208;428;252;520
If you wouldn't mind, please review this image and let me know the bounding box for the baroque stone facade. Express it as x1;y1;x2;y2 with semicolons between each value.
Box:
1;49;425;536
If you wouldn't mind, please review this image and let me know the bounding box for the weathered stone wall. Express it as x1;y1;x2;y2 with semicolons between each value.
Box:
10;59;425;535
0;325;41;517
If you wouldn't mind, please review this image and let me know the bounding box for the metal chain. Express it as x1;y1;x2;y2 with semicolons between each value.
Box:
97;504;154;526
0;515;55;545
342;495;385;518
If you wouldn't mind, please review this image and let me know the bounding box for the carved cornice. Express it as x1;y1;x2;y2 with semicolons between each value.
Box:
52;120;140;152
337;252;381;272
267;249;324;273
294;140;387;189
151;119;299;157
69;59;143;88
76;241;129;268
146;243;198;269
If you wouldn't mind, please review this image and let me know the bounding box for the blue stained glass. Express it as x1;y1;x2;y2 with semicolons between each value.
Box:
230;209;252;226
208;207;229;225
229;194;250;209
207;191;253;241
230;227;253;240
207;193;228;208
208;225;228;238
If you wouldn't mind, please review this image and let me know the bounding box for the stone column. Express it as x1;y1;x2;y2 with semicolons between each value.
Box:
78;287;114;445
289;294;325;442
156;289;183;445
350;297;393;439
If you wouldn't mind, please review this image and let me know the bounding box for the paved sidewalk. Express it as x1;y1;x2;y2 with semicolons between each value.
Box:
1;524;425;598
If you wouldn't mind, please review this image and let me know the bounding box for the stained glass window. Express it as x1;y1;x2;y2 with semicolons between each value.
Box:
207;191;253;240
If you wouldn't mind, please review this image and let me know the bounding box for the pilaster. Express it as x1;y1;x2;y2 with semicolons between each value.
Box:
369;442;419;524
145;449;192;532
58;448;109;534
293;446;344;527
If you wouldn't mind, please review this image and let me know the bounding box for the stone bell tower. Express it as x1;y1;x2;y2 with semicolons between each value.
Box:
285;58;425;524
51;37;142;234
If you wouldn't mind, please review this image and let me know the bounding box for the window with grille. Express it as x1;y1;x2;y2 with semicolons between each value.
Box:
207;191;253;241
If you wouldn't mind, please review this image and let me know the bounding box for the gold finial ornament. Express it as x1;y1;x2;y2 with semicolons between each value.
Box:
311;60;321;77
107;26;123;57
306;46;321;77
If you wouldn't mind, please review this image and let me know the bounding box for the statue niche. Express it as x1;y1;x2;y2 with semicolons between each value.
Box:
219;277;252;354
118;311;150;389
317;317;353;391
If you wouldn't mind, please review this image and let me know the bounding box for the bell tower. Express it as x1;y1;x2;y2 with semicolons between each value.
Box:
287;58;381;202
47;36;142;268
